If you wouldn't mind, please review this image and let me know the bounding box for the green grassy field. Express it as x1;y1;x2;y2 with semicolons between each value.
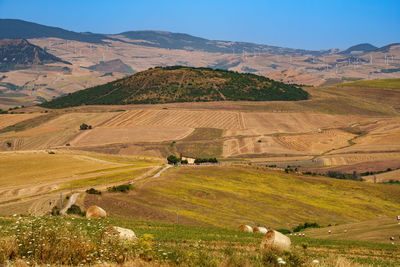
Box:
85;165;400;230
0;215;398;266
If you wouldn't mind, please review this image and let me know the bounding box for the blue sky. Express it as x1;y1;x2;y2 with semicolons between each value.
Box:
0;0;399;50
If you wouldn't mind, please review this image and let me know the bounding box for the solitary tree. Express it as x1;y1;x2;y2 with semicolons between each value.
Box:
167;155;179;164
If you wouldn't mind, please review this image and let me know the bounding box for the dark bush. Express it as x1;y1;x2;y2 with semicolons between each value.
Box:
51;206;60;216
194;157;218;164
79;123;92;130
293;222;320;232
86;188;102;195
66;204;85;216
277;228;291;234
108;184;134;193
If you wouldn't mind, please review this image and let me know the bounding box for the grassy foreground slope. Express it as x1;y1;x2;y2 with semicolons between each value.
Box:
84;165;400;229
40;66;308;108
0;215;399;266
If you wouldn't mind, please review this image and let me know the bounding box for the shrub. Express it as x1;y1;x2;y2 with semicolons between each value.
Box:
181;159;188;164
66;204;85;216
194;157;218;164
6;141;12;147
293;222;320;232
86;188;102;195
108;184;134;193
79;123;92;130
51;206;60;216
277;228;291;234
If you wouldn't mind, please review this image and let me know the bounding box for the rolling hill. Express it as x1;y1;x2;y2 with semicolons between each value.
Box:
40;66;309;108
0;19;112;44
0;39;70;72
339;43;378;54
87;59;135;74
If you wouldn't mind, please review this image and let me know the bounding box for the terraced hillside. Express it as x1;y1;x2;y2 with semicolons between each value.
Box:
40;66;308;107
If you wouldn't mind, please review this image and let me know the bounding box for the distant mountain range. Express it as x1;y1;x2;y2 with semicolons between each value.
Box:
0;39;70;72
2;18;396;56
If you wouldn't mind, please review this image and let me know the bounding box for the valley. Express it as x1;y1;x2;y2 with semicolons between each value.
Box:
0;15;399;266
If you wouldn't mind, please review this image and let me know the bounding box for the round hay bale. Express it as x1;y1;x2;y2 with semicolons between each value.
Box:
86;205;107;219
260;229;291;252
113;226;137;240
238;224;253;232
104;226;137;241
253;226;268;234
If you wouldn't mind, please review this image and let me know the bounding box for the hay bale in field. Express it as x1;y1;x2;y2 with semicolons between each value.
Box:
86;205;107;219
104;226;137;241
260;229;291;252
253;226;268;234
238;224;253;232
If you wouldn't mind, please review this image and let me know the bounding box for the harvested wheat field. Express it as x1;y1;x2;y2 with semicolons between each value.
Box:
0;151;124;187
226;112;372;136
306;216;400;244
332;133;400;153
70;126;194;146
277;129;355;154
104;109;245;129
364;169;400;182
319;152;400;166
223;136;301;157
0;112;118;150
0;113;42;129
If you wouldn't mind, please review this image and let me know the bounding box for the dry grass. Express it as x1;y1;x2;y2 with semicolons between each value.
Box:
70;126;193;146
0;114;42;129
305;216;400;244
0;151;124;187
223;136;300;157
103;109;245;129
83;165;400;229
0;112;118;150
364;169;400;182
